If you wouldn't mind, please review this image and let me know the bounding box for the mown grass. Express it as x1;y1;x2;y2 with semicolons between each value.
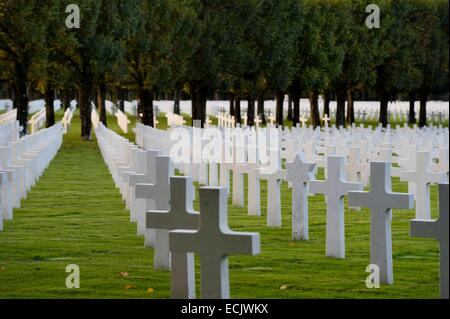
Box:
0;109;442;299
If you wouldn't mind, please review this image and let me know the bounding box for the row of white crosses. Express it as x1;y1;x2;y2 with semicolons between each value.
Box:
28;108;46;134
213;121;448;296
116;109;131;134
106;118;448;297
0;122;64;231
95;122;260;299
61;105;76;133
166;112;186;128
0;109;17;125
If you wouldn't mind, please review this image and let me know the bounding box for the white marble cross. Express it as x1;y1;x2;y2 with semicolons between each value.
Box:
348;161;414;284
245;162;261;217
300;116;308;128
322;114;331;128
346;147;370;187
410;183;448;299
286;153;316;240
310;156;362;258
147;177;200;299
0;171;7;231
170;186;260;299
254;115;262;129
232;164;246;207
135;156;174;257
400;151;447;220
129;149;161;238
268;113;276;126
259;149;286;227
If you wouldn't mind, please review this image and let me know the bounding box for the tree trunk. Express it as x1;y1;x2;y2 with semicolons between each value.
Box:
408;92;416;124
287;94;293;121
257;92;266;125
62;88;71;110
79;62;93;140
44;85;55;128
275;90;284;127
336;89;346;128
97;82;107;126
138;87;154;127
291;82;300;126
419;92;428;128
323;89;331;117
117;87;125;112
173;85;181;115
379;93;389;128
308;90;321;128
191;83;207;127
14;62;29;135
234;95;241;124
346;90;355;125
247;95;255;127
229;92;235;116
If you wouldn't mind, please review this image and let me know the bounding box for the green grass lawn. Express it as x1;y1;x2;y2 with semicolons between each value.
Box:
0;110;442;299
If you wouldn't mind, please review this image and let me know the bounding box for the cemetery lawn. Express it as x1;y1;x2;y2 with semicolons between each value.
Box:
0;111;441;299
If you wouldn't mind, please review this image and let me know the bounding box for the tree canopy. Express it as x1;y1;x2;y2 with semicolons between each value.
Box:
0;0;448;135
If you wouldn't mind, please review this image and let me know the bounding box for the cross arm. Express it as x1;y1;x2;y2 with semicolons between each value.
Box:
129;173;150;186
309;180;326;196
348;191;369;208
146;210;171;229
169;230;199;253
411;219;438;240
135;183;156;199
387;192;414;210
225;232;260;256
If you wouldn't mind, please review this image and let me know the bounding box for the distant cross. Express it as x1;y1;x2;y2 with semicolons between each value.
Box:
322;114;331;128
255;115;262;129
310;156;362;258
400;151;447;220
136;156;174;265
345;147;370;188
286;153;316;240
348;161;414;284
268;115;276;126
205;116;212;128
0;171;8;231
299;116;308;128
410;183;449;299
242;113;248;127
432;148;449;175
147;177;200;299
170;187;260;299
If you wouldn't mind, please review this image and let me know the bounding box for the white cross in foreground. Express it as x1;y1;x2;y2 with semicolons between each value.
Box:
410;183;449;299
286;153;316;241
135;156;174;263
309;156;362;258
348;161;414;284
170;187;260;299
400;151;447;220
147;177;200;299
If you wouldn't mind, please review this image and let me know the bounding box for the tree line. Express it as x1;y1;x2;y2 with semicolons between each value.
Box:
0;0;448;139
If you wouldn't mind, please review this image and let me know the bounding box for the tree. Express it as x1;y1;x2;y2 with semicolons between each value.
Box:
0;0;49;134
